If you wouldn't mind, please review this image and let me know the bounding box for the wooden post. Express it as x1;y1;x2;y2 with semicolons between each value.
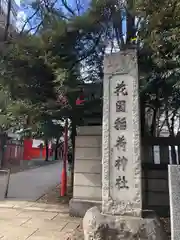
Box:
5;169;10;198
60;119;68;196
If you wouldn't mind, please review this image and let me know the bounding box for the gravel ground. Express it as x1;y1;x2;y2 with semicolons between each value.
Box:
37;184;72;204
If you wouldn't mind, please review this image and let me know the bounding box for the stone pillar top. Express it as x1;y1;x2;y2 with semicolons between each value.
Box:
102;49;142;217
104;50;137;75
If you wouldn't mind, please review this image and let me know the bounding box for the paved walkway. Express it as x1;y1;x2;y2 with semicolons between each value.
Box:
3;161;62;201
0;201;82;239
0;163;82;239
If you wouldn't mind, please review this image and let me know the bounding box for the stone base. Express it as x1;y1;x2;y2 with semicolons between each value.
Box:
83;207;168;240
69;198;101;218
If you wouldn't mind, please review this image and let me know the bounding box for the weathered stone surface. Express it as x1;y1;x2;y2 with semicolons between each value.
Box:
75;136;102;148
76;126;102;136
83;207;168;240
75;159;101;174
69;198;101;218
76;146;101;159
73;185;102;200
102;50;142;217
168;165;180;240
82;50;167;240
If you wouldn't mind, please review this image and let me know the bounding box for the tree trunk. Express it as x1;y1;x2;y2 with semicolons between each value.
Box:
166;110;177;164
55;137;59;160
171;145;177;164
70;115;76;193
140;100;145;137
4;0;12;41
150;108;157;137
45;139;49;161
126;0;135;45
112;6;124;49
170;114;177;164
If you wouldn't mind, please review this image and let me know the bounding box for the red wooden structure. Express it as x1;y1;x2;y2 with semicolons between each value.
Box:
60;119;68;196
23;139;33;160
1;138;24;168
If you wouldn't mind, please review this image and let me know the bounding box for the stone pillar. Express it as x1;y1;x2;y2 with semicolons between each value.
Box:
168;165;180;240
102;50;141;217
83;50;167;240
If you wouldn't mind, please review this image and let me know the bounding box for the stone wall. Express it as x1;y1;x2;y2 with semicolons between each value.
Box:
73;126;102;201
71;126;170;217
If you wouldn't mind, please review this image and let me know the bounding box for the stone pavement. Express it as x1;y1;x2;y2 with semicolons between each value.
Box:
0;200;82;239
3;161;62;201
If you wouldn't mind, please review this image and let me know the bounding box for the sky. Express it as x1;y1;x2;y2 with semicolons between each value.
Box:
15;0;82;31
14;0;91;31
15;0;26;30
15;0;20;6
14;0;126;47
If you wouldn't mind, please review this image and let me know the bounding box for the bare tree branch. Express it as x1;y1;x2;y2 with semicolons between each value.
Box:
4;0;12;41
61;0;75;16
20;6;40;34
